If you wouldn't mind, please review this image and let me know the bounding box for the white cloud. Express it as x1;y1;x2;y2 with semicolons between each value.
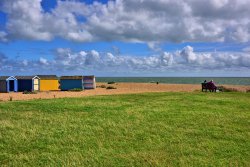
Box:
39;57;49;65
177;46;250;69
0;31;8;42
38;46;250;72
0;0;92;41
161;52;173;66
180;46;197;63
243;46;250;52
22;60;28;66
0;53;8;62
0;46;250;75
147;42;162;52
0;0;250;42
85;50;100;65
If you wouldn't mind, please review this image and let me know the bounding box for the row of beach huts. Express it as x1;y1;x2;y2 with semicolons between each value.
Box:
0;75;96;93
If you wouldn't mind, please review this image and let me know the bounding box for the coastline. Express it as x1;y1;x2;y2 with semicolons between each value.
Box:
0;82;249;102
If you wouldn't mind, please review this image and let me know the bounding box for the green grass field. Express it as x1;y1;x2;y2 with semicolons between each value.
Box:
0;92;249;166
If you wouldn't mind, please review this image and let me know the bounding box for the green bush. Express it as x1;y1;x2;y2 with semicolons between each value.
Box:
107;81;116;84
106;86;117;89
217;86;223;92
23;91;38;94
219;86;239;92
69;88;83;92
97;85;106;88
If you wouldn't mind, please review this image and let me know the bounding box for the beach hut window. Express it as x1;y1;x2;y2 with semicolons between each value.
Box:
33;78;39;91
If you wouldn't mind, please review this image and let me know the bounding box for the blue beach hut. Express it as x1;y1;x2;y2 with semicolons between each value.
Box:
16;76;40;92
60;76;83;91
0;76;18;93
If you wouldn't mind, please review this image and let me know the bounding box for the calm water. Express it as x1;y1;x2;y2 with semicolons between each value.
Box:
96;77;250;85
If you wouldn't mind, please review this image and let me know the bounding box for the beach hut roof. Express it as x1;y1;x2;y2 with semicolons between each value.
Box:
16;76;39;80
83;75;95;78
0;76;10;80
60;76;83;80
0;76;16;81
37;75;58;80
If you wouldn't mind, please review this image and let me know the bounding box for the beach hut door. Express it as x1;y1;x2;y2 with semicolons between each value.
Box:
33;79;39;91
9;80;15;92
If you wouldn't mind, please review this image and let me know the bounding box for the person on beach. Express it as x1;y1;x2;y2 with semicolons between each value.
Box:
208;80;215;85
207;80;217;92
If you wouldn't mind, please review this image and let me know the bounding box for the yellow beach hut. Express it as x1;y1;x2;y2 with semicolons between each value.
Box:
37;75;59;91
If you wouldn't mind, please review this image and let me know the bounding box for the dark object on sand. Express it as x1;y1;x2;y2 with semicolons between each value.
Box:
106;86;117;89
108;81;116;84
23;90;37;94
201;80;217;92
98;85;106;88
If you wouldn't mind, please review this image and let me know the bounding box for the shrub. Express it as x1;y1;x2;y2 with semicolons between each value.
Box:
107;81;116;84
9;96;13;101
219;86;239;92
246;89;250;93
69;88;83;92
97;85;106;88
23;91;37;94
106;86;117;89
217;86;224;92
224;88;239;92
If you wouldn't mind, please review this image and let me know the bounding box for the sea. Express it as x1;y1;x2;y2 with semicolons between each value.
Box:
96;77;250;85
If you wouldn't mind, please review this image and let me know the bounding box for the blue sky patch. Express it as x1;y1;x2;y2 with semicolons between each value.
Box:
41;0;57;12
0;11;7;26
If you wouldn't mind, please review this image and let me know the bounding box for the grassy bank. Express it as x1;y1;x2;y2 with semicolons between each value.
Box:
0;92;249;166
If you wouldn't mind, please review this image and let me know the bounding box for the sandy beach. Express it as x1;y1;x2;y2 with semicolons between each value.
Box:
0;83;249;102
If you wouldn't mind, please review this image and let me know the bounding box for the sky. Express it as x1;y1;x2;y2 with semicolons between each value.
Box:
0;0;250;77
